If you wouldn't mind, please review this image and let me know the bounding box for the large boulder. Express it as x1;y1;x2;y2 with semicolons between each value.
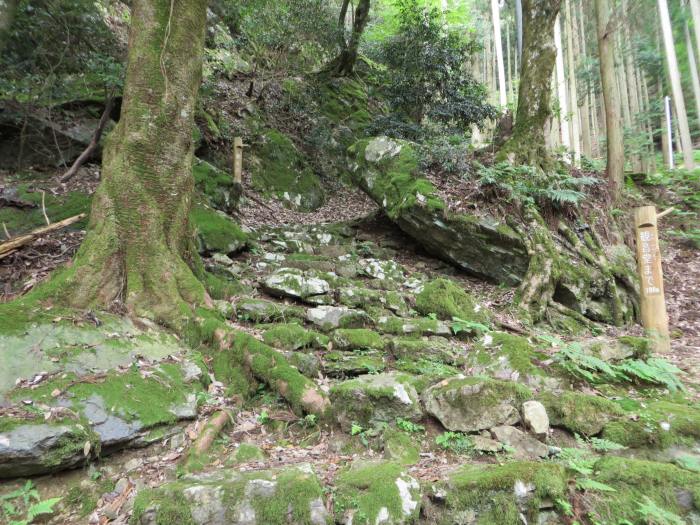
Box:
350;136;639;325
423;377;532;432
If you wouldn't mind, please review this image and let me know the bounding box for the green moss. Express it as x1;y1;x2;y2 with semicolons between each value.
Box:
203;272;245;300
589;456;700;523
323;350;386;376
446;462;567;523
618;335;653;359
66;478;116;517
0;184;91;236
334;461;419;525
540;391;623;436
331;329;385;351
430;376;533;412
472;332;546;378
318;78;371;134
383;428;420;465
233;443;266;463
377;315;444;336
350;138;445;218
602;399;700;448
415;278;491;325
193;157;237;211
251;129;324;211
235;298;305;323
262;323;329;350
249;468;326;524
131;487;195;525
191;204;248;254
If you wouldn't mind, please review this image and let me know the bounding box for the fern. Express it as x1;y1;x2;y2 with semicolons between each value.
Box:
617;358;685;392
636;497;684;525
589;437;627;452
575;478;617;492
451;317;490;335
26;498;60;521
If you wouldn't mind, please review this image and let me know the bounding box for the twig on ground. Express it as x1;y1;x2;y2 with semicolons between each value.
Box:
0;213;86;259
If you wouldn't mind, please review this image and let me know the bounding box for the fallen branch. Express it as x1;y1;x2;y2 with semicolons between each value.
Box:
0;213;86;259
59;95;115;184
192;410;233;456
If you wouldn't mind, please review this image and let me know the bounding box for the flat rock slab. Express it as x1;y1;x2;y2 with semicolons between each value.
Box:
262;268;330;302
491;425;549;460
306;306;371;331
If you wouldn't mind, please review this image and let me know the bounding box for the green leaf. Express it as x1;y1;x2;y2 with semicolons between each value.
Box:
576;478;617;492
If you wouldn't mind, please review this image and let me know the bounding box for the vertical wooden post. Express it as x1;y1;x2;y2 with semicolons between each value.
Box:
634;205;670;353
233;137;243;184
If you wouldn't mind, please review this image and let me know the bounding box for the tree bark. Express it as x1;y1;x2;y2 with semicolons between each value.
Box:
565;0;581;165
61;0;210;328
658;0;695;168
497;0;563;168
329;0;370;77
515;0;523;63
554;15;571;155
684;18;700;128
595;0;624;200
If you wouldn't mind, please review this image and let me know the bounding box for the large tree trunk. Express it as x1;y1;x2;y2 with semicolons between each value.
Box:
595;0;624;201
329;0;370;77
62;0;209;328
497;0;563;168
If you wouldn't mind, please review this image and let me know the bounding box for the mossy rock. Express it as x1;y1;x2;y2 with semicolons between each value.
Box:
334;460;421;525
330;372;423;432
331;329;385;351
602;399;700;448
423;377;532;432
318;78;371;136
389;336;465;366
468;332;555;385
262;268;331;302
376;315;451;337
262;323;329;351
439;462;568;525
231;443;267;464
193;157;241;213
251;129;324;211
415;278;491;325
382;428;421;466
191;204;248;255
131;465;330;525
588;456;700;523
0;184;91;236
539;391;623;436
235;299;305;323
322;350;386;378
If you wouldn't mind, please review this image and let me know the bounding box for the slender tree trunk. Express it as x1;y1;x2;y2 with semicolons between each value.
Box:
555;14;571;155
0;0;19;53
491;0;507;107
658;0;695;168
577;0;593;158
565;0;581;165
62;0;209;327
497;0;564;167
684;18;700;127
515;0;523;63
595;0;624;200
690;0;700;64
329;0;370;77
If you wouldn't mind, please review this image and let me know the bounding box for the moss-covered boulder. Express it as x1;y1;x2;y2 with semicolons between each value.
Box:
251;129;324;211
540;391;623;436
389;336;465;366
306;306;372;331
588;456;700;524
191;204;248;255
331;329;385;351
262;323;329;351
431;462;568;525
193;157;241;213
262;268;331;303
235;299;305;323
132;465;330;525
350;136;528;286
330;372;423;431
334;460;421;525
376;315;452;337
415;278;491;325
322;350;386;377
423;377;532;432
601;399;700;448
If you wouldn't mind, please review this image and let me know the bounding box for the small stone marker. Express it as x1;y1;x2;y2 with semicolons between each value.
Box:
633;205;671;353
233;136;243;184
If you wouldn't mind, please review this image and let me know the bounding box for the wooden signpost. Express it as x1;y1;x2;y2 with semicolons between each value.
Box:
233;137;243;184
633;205;672;353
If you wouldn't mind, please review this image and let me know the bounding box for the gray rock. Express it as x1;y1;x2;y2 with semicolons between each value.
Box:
330;372;423;431
306;306;371;331
183;485;227;525
0;424;87;477
364;136;403;163
491;425;549;460
360;258;404;281
423;377;528;432
522;400;549;436
322;350;386;377
472;435;503;453
235;298;303;323
80;395;143;448
262;268;330;302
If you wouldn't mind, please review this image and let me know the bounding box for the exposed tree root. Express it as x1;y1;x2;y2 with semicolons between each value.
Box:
192;410;233;456
211;325;331;418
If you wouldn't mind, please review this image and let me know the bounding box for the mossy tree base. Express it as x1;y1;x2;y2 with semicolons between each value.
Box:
56;0;210;329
